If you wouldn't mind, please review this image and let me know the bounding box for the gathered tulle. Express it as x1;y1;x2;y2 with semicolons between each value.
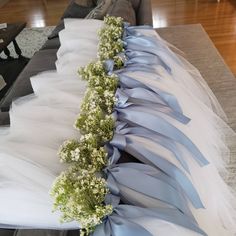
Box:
0;19;108;229
0;19;235;236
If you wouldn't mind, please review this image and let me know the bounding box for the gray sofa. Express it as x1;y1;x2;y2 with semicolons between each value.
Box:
0;0;152;236
0;0;153;120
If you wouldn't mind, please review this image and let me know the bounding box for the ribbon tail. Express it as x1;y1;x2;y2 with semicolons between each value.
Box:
117;74;183;113
92;215;153;236
109;165;193;218
117;104;190;124
120;127;190;173
118;108;209;166
116;205;207;236
125;136;204;209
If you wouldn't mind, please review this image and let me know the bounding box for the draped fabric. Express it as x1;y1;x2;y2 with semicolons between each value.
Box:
0;18;235;236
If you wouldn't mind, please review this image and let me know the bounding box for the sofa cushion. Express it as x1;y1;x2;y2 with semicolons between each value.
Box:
48;21;64;40
0;57;28;101
0;49;57;109
74;0;95;7
135;0;153;26
14;230;80;236
0;112;10;125
85;0;112;19
42;37;61;50
61;2;94;19
48;3;94;40
107;0;136;25
130;0;140;12
14;229;67;236
0;229;14;236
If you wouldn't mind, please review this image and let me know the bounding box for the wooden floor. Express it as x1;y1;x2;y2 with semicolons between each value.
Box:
0;0;69;27
152;0;236;75
0;0;236;75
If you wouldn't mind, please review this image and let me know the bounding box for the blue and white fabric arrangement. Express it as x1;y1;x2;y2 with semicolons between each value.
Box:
51;17;236;236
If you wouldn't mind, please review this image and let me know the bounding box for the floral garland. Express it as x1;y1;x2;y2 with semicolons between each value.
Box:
51;16;124;236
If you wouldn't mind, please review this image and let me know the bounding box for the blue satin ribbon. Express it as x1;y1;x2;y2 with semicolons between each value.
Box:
124;35;182;66
105;58;159;76
107;123;204;209
100;179;205;236
116;73;184;114
112;124;191;173
124;50;171;73
114;103;209;167
105;163;193;217
114;205;207;235
115;88;190;125
92;200;207;236
124;35;166;52
96;24;208;236
103;58;183;114
104;59;181;117
116;87;167;106
123;24;153;38
104;38;172;74
92;212;154;236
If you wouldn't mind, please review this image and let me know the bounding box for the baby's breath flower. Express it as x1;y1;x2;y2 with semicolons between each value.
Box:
75;106;114;144
51;168;113;235
104;15;124;28
58;136;108;172
52;17;125;234
98;16;124;69
81;86;117;115
78;61;106;81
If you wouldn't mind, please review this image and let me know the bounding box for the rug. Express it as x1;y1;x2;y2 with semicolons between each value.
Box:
157;24;236;192
0;26;55;59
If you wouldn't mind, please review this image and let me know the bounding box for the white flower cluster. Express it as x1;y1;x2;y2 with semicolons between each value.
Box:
58;137;108;172
51;168;113;236
51;16;125;235
98;15;125;68
58;139;81;163
81;87;117;114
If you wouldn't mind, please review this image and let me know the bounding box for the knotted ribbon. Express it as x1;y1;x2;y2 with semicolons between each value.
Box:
92;194;207;236
114;90;209;167
107;122;204;209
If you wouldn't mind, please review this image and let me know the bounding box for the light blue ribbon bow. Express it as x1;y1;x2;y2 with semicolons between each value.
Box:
106;122;205;209
115;88;190;124
114;98;209;167
94;24;209;236
105;163;193;217
123;23;153;38
92;194;207;236
124;50;172;73
116;73;184;114
124;34;182;67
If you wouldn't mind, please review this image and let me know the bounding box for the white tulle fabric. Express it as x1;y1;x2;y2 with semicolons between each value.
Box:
120;27;236;236
56;18;103;76
0;19;235;236
0;19;103;229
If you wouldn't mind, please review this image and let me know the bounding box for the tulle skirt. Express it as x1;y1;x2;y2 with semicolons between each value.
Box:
0;19;103;228
0;19;235;236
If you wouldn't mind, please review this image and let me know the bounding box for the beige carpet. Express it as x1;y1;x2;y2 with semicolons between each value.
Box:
157;24;236;190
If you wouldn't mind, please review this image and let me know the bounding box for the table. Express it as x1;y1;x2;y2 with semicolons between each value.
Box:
0;23;29;100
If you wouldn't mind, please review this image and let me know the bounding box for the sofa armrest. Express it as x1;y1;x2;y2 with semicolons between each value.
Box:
136;0;153;26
